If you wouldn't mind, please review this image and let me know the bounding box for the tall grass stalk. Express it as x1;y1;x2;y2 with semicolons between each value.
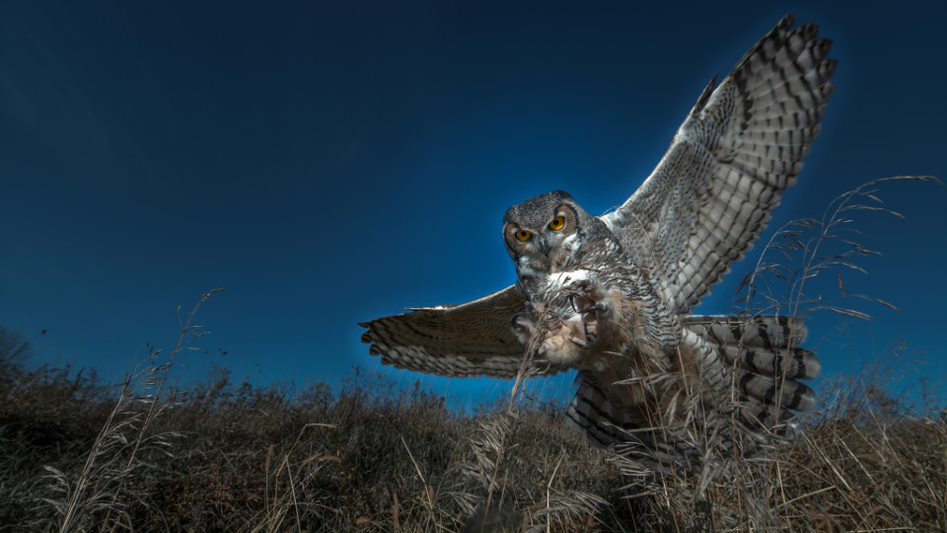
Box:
44;289;222;532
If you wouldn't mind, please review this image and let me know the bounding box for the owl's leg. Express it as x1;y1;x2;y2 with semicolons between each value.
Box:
566;279;612;345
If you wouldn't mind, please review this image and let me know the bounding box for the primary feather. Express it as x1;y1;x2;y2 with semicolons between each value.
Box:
360;286;566;378
603;14;835;313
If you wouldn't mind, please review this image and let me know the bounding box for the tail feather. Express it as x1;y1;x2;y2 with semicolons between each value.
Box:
737;371;816;411
565;373;636;448
686;314;820;419
565;315;820;469
720;344;821;379
565;373;700;472
736;398;791;433
684;314;809;351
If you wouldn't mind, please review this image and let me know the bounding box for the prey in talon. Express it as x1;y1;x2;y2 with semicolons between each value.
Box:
516;268;642;371
567;278;610;346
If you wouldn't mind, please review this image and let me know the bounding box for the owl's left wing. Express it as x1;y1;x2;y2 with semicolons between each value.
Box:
360;285;567;378
603;16;835;313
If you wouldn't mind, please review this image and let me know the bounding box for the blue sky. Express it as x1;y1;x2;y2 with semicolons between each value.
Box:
1;0;944;409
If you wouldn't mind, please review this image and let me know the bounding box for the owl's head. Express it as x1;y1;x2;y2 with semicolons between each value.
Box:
503;190;607;280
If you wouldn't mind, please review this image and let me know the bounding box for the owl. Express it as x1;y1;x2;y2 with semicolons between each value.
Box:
360;15;831;466
511;241;817;468
501;191;678;367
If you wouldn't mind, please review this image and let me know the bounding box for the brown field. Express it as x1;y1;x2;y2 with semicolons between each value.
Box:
1;324;944;532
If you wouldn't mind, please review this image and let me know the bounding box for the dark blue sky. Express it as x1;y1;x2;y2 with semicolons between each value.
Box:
1;1;944;408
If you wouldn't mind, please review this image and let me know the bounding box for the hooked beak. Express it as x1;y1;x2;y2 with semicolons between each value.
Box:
538;235;550;255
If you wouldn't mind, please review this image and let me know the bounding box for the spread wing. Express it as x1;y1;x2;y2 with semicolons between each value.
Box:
360;286;567;378
602;15;836;313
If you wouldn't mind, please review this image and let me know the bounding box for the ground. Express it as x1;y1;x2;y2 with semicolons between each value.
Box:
1;334;944;531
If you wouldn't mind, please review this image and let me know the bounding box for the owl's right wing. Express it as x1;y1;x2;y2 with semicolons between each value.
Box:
360;285;567;378
602;15;835;313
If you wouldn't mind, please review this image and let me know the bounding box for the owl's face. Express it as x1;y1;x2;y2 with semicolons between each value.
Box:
503;190;594;280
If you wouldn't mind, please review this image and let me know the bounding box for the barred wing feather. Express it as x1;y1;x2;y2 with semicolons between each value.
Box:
603;15;836;313
360;286;566;378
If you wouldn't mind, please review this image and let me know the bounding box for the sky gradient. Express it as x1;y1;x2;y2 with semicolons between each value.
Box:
1;0;944;409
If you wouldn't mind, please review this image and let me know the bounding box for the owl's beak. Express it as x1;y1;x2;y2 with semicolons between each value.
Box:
537;235;550;256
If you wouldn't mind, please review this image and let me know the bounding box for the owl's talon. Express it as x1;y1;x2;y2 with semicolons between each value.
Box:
569;293;589;314
569;335;590;348
585;303;606;315
582;319;598;345
510;314;532;334
570;293;606;316
510;313;539;345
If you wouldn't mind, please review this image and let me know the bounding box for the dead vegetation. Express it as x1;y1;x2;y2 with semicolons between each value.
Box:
0;321;944;531
1;177;944;531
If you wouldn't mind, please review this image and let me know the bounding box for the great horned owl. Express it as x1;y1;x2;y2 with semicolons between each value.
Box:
501;190;677;366
510;239;817;467
502;190;818;466
360;15;832;466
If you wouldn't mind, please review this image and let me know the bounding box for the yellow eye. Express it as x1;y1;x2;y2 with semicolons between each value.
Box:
515;229;532;242
548;215;565;231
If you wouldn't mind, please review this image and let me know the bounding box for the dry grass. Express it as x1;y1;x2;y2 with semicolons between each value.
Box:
0;325;943;531
1;177;944;531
